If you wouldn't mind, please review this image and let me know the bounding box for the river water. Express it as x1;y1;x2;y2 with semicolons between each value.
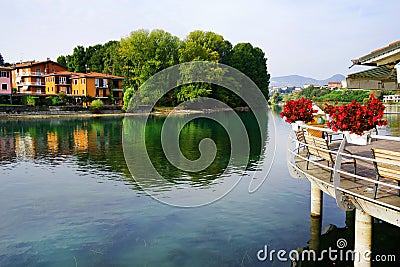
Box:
0;111;399;266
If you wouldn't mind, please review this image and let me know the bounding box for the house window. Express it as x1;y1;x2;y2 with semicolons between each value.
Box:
82;90;84;95
74;80;78;85
81;78;85;84
95;78;99;86
1;83;7;90
60;76;66;84
1;71;8;77
103;79;107;87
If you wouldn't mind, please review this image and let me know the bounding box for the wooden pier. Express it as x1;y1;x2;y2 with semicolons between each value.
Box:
288;131;400;267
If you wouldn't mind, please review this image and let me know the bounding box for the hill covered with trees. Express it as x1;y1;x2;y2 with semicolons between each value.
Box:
57;29;270;108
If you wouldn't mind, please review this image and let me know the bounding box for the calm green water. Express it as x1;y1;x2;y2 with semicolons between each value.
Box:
0;112;399;266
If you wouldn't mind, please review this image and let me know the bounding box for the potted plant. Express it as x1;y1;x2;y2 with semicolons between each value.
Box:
324;94;387;145
280;98;317;131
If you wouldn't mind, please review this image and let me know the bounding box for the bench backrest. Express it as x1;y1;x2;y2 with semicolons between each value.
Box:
295;130;306;144
371;148;400;181
304;135;333;163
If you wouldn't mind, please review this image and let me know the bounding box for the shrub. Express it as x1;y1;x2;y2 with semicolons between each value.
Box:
89;99;104;113
122;88;135;111
57;92;67;105
24;95;36;106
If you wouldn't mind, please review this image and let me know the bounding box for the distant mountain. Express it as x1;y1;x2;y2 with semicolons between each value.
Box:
270;74;345;88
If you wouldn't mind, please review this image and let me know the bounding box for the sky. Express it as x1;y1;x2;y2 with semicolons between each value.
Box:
0;0;398;79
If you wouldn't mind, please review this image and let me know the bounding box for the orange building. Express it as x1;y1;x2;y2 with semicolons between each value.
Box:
70;72;124;105
12;59;67;95
44;71;79;95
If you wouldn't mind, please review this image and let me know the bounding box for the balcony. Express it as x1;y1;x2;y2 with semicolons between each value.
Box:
95;84;108;89
17;71;45;77
55;82;71;85
18;81;45;87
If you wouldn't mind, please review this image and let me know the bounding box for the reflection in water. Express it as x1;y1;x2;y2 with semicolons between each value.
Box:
0;112;398;267
0;112;269;191
121;111;269;206
297;210;400;267
385;113;400;136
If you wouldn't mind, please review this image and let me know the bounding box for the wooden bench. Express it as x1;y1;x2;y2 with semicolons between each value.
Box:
295;129;306;153
371;148;400;199
304;135;356;181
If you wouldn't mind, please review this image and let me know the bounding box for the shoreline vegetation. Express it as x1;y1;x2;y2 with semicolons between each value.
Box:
1;103;398;120
0;106;251;119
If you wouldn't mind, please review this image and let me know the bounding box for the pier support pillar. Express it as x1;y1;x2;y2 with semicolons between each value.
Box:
354;209;372;267
310;183;323;217
309;215;321;251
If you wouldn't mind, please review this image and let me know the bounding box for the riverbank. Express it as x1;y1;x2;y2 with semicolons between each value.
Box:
0;106;250;119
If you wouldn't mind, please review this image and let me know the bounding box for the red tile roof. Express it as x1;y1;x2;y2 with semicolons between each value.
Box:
12;59;66;69
45;71;83;76
71;72;124;79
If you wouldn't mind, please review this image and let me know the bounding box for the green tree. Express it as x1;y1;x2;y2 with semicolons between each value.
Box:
224;43;270;102
178;30;231;63
119;29;180;89
271;92;283;104
56;55;67;68
0;53;4;66
86;44;104;72
103;40;122;75
176;31;232;105
68;45;87;72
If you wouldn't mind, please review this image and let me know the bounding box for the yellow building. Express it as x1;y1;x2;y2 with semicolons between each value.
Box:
44;71;79;95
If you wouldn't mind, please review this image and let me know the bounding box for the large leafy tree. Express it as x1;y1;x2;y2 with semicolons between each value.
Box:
176;31;232;104
56;55;67;68
67;45;87;72
86;44;104;72
179;30;231;63
103;40;122;76
119;29;180;89
225;43;270;102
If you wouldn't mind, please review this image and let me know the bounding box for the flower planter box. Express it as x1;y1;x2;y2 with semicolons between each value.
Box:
344;131;371;145
291;121;304;131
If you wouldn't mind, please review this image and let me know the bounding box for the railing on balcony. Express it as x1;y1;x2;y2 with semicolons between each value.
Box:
17;71;45;77
287;124;400;211
18;81;45;86
95;84;108;88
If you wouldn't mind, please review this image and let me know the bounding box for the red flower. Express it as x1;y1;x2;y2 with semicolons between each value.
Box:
324;95;387;136
280;98;317;124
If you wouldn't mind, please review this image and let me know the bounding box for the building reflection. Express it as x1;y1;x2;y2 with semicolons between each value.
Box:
0;135;15;161
73;129;88;152
47;132;59;153
14;133;36;160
